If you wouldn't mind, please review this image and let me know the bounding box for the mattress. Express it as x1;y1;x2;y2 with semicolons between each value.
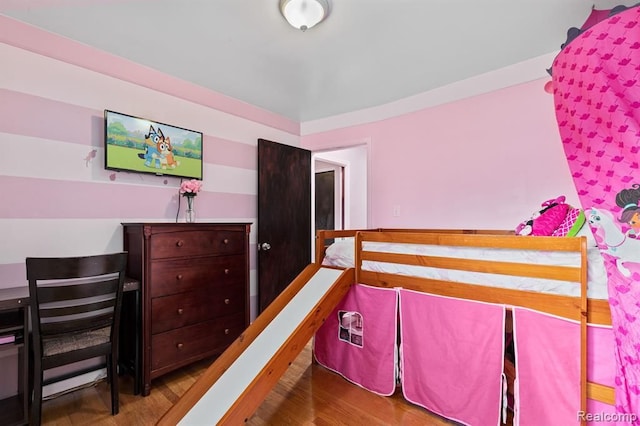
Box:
321;238;609;300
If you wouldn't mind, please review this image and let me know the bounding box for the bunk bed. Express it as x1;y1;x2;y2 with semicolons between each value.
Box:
314;228;614;425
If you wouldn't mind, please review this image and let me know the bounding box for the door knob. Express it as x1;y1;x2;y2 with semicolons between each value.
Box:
259;242;271;251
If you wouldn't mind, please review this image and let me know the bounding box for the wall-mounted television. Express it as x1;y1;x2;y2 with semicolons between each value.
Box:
104;110;203;180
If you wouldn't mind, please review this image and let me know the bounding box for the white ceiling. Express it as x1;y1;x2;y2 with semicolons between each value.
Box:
1;0;634;122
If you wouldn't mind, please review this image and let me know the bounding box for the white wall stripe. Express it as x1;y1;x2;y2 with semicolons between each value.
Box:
0;219;258;300
1;133;257;195
0;218;130;264
204;164;257;195
2;133;106;181
0;218;258;263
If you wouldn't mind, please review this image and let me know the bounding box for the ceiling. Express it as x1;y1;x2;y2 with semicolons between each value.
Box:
1;0;634;123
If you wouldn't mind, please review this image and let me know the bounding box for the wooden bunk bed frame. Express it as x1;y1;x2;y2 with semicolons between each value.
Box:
316;228;614;415
159;228;614;425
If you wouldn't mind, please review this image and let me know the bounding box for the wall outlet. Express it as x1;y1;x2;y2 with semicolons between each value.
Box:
393;205;401;217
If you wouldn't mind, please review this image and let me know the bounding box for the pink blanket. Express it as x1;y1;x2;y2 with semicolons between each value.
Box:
553;5;640;420
313;283;398;395
399;289;505;425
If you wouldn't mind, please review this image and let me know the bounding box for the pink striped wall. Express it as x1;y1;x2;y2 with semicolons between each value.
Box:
0;17;297;321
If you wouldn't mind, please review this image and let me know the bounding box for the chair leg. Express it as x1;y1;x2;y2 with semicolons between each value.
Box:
31;370;43;426
108;353;119;415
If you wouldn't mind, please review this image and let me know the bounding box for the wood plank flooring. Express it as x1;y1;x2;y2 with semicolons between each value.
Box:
41;341;462;425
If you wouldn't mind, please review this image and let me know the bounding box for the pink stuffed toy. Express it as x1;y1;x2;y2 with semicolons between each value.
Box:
516;196;585;237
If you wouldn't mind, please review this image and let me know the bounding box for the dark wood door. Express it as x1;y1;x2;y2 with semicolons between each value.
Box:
257;139;311;313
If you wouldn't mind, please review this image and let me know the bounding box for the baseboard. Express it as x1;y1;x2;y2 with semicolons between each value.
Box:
43;368;107;399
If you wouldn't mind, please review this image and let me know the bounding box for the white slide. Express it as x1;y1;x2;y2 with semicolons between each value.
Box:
179;267;345;425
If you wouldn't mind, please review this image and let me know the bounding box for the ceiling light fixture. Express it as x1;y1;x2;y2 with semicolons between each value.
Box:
279;0;330;32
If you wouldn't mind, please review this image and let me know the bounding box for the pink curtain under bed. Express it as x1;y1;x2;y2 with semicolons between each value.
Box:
399;289;505;426
512;308;580;425
313;283;398;396
588;325;622;425
553;5;640;420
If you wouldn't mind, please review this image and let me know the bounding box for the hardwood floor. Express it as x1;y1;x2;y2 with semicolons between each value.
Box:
41;341;462;425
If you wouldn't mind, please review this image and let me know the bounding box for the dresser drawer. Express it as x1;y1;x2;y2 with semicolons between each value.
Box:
151;230;244;259
150;255;245;298
151;313;245;372
151;285;245;334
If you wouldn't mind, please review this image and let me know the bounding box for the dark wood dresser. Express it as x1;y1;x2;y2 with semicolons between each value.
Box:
121;223;251;396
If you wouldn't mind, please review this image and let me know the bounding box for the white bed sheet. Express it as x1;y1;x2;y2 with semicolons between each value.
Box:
322;238;608;300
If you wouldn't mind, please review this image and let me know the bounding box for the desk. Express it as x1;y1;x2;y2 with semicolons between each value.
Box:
0;276;142;414
0;287;29;426
118;277;142;395
0;277;140;302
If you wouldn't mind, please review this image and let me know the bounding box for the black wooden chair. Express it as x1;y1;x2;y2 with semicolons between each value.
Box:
26;253;127;425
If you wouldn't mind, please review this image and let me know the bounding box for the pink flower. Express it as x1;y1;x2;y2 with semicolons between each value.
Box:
179;179;203;196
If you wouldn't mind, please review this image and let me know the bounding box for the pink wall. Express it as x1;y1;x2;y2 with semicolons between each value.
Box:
303;79;579;230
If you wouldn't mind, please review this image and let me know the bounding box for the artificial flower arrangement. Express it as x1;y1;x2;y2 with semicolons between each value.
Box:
179;179;203;197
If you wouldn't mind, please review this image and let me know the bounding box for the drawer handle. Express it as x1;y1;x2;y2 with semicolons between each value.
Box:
176;274;183;280
176;343;184;350
176;240;184;247
224;268;230;275
177;308;184;315
224;329;230;335
223;238;229;244
224;298;230;305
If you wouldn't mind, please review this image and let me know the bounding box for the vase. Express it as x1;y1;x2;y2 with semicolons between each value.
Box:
185;196;196;223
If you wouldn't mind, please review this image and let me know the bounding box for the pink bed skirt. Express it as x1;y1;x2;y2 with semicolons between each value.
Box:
400;289;505;425
313;283;398;396
314;284;619;424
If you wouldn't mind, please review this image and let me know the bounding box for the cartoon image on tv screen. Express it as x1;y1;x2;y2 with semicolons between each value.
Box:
105;111;202;180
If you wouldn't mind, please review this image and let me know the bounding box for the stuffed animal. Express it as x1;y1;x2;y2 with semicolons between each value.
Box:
516;195;586;237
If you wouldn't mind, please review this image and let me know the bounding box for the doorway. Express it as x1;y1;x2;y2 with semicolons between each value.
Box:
312;144;368;255
314;165;344;233
255;140;367;318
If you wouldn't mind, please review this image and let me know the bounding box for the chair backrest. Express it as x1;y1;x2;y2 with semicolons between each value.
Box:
26;253;128;366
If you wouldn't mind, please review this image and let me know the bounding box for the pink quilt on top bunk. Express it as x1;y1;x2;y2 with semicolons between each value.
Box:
553;5;640;420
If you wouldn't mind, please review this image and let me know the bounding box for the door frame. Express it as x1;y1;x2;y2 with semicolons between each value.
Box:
311;141;370;260
314;160;345;232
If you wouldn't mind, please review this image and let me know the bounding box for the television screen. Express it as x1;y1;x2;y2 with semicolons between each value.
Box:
104;110;203;180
